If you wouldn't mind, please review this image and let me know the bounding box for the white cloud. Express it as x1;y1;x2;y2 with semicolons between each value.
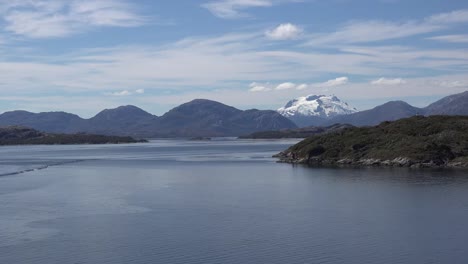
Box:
371;77;406;85
202;0;273;19
111;88;145;96
319;77;349;87
276;82;296;90
428;34;468;43
249;82;271;92
265;23;302;40
296;83;308;90
111;90;132;96
0;0;146;38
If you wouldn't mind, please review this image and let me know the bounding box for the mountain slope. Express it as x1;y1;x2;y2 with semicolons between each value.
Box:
0;111;84;133
328;101;423;126
153;99;297;137
278;95;357;127
86;105;156;135
425;91;468;116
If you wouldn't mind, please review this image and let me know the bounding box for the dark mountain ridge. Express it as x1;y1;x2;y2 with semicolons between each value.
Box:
425;91;468;116
0;99;297;138
328;101;424;127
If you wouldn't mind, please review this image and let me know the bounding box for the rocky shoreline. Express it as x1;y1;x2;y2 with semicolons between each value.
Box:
274;152;468;169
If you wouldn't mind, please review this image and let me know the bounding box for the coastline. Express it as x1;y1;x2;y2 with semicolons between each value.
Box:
274;152;468;169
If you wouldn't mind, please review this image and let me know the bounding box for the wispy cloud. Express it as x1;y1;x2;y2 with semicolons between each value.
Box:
0;0;146;38
305;9;468;46
318;77;349;87
428;34;468;43
111;90;132;96
265;23;302;40
110;88;146;96
202;0;300;19
427;9;468;24
202;0;272;19
371;77;406;85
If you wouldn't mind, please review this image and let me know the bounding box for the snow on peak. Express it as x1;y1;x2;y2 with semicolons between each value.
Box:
278;95;357;118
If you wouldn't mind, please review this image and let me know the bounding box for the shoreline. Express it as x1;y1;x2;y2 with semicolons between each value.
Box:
274;152;468;169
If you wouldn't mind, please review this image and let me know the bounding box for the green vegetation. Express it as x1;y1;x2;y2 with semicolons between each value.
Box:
0;126;146;145
276;116;468;168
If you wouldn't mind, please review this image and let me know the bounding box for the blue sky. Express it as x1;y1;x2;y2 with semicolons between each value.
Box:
1;0;468;117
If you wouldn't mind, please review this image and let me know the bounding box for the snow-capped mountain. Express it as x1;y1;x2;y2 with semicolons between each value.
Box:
278;95;357;127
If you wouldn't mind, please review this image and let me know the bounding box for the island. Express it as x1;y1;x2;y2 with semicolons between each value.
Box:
0;126;146;145
239;124;353;139
274;116;468;168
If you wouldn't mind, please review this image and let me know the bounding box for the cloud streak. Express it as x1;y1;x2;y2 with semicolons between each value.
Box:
305;9;468;46
0;0;146;38
371;78;406;85
202;0;300;19
428;34;468;43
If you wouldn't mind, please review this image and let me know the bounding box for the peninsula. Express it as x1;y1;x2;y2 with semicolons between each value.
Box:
275;116;468;168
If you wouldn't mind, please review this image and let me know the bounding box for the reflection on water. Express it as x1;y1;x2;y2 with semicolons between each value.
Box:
1;139;468;264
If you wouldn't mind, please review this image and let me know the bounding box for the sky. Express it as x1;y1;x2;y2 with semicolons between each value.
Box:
0;0;468;117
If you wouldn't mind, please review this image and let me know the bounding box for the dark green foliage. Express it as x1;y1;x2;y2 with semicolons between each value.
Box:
286;116;468;164
240;124;353;139
0;126;145;146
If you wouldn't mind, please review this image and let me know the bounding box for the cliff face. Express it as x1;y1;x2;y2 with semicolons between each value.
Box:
275;116;468;168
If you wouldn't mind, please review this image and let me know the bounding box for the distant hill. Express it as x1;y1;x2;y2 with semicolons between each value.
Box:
0;126;144;145
86;105;157;136
240;124;353;139
0;111;85;133
328;101;424;126
275;116;468;168
425;91;468;116
0;99;297;138
152;99;297;137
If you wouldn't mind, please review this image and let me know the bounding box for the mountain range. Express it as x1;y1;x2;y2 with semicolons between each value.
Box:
0;91;467;138
278;91;468;127
0;99;297;138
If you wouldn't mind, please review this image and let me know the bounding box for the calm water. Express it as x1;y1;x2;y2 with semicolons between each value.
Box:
1;139;468;264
